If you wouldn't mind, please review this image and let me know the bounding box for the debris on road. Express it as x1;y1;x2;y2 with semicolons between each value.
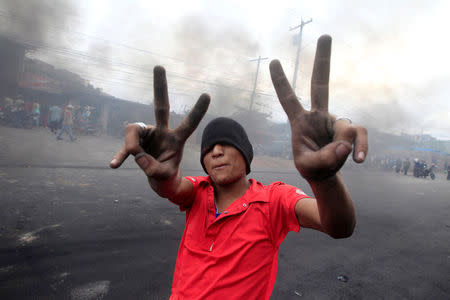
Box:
0;265;14;274
70;280;110;300
18;224;61;245
337;274;348;282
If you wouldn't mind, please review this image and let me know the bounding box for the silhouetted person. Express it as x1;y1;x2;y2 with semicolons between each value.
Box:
32;101;40;127
395;158;402;173
56;104;75;141
48;105;62;134
403;158;411;175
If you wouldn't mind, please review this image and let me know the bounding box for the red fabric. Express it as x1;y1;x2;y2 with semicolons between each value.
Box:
169;176;310;300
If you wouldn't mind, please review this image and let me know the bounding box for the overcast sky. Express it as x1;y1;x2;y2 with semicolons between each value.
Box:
1;0;449;140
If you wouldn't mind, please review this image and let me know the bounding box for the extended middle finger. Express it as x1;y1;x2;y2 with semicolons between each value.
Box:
154;66;170;128
311;35;331;112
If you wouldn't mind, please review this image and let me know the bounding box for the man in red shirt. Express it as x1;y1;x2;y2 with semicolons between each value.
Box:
110;35;368;299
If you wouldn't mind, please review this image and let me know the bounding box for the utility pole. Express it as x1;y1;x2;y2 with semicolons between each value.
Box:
290;18;312;92
249;55;268;111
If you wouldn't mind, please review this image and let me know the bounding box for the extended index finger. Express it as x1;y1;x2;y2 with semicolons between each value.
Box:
110;144;129;169
269;59;303;122
176;93;211;141
154;66;170;128
110;124;145;168
311;35;331;112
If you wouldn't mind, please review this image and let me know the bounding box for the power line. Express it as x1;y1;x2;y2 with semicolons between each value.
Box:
32;40;378;123
20;37;255;93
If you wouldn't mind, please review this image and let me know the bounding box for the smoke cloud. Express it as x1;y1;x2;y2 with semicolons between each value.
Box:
172;14;260;116
0;0;78;45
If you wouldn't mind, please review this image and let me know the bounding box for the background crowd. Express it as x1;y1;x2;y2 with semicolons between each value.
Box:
0;95;100;138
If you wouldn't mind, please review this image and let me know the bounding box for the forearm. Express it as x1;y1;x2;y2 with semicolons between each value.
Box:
308;173;355;238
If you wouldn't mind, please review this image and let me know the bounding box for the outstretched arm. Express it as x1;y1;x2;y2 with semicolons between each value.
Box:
270;35;368;238
110;66;210;203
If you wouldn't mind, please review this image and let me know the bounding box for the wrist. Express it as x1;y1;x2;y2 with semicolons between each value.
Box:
306;172;340;187
149;168;180;183
298;166;339;183
149;169;182;197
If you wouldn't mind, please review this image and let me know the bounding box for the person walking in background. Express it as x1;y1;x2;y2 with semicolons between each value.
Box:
403;158;411;175
56;104;75;141
48;104;62;134
395;158;402;173
12;98;25;128
446;162;450;181
32;101;40;127
41;104;49;128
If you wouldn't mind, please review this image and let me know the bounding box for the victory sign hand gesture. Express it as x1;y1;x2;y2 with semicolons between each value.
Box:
110;66;210;180
270;35;368;181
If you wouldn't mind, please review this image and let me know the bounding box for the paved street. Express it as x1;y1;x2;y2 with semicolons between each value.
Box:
0;127;449;299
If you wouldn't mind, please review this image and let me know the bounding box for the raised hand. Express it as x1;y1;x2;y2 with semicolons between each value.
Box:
110;66;210;180
270;35;368;181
